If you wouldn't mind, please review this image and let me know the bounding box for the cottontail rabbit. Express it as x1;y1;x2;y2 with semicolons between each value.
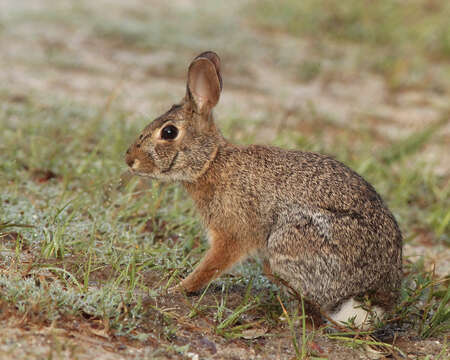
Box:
125;51;402;328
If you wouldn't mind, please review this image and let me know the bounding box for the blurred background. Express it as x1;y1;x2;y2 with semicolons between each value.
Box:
0;0;449;358
2;0;448;251
2;0;449;156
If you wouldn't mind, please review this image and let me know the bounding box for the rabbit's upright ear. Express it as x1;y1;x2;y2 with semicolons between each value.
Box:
187;51;222;115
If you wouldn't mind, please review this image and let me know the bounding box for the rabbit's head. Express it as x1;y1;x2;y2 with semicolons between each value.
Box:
125;51;224;182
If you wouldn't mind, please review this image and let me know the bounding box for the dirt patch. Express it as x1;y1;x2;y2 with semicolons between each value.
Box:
0;291;447;360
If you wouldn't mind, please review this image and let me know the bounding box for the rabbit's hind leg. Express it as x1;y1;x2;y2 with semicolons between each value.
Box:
266;222;386;329
266;221;341;308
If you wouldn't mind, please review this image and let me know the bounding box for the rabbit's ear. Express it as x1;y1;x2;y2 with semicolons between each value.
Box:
187;52;222;115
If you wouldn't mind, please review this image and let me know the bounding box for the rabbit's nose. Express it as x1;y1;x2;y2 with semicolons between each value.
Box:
126;155;141;170
125;148;138;169
126;155;134;168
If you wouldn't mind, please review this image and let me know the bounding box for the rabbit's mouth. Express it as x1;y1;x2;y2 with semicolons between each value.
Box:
129;169;157;179
127;158;156;178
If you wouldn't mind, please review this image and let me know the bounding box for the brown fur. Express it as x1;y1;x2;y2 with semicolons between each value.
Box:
125;51;402;314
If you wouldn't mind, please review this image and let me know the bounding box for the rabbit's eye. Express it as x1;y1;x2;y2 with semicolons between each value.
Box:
161;125;179;140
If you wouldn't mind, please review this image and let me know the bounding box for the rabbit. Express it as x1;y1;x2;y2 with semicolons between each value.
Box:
125;51;403;328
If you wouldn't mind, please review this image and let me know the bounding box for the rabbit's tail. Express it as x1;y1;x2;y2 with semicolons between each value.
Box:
329;298;384;329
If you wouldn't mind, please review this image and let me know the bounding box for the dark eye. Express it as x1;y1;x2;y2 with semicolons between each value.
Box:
161;125;178;140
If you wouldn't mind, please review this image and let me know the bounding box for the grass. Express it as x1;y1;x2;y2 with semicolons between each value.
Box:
250;0;450;54
249;0;450;91
1;88;448;358
0;0;449;358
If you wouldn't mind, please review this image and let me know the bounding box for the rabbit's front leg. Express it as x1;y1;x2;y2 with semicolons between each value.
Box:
176;229;247;293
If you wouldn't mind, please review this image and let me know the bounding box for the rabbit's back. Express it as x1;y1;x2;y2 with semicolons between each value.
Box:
194;144;394;224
